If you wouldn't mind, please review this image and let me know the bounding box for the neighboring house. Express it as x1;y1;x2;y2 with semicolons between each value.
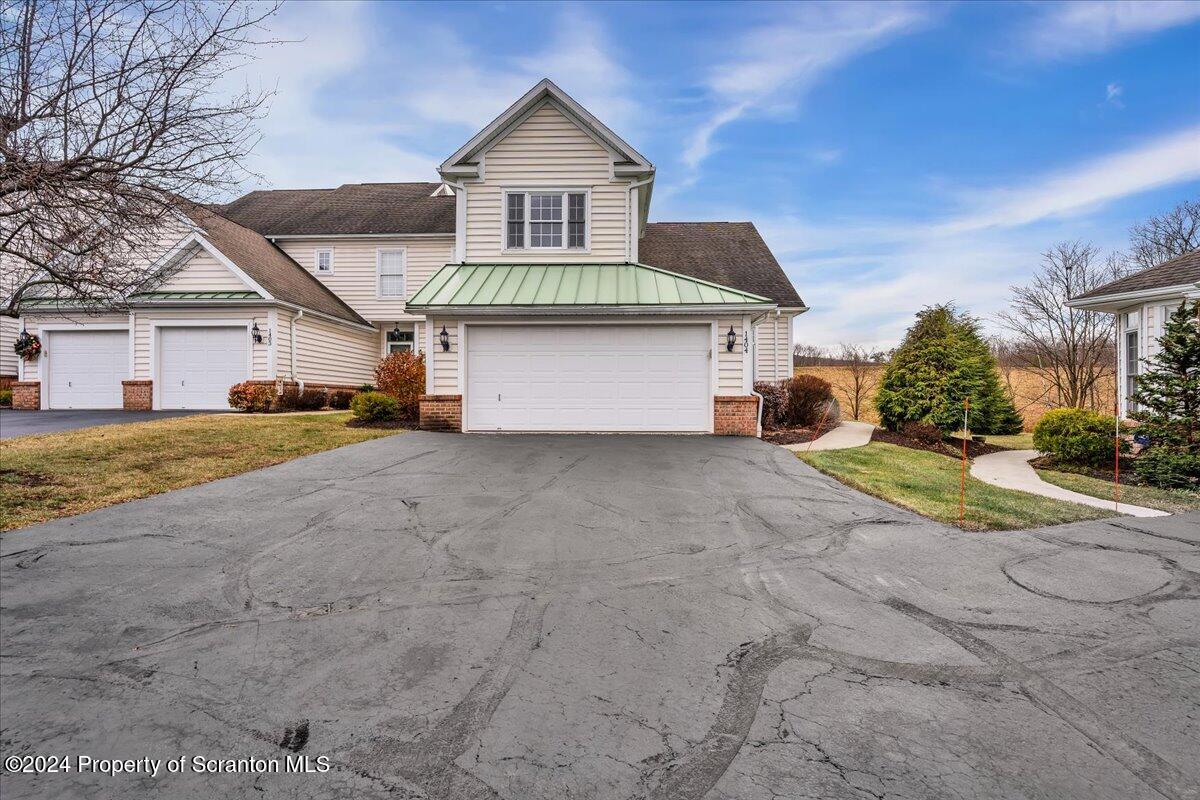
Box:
12;80;806;434
1066;249;1200;418
1;315;18;388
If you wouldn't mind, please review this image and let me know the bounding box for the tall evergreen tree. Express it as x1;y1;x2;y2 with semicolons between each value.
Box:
876;305;1023;434
1132;301;1200;489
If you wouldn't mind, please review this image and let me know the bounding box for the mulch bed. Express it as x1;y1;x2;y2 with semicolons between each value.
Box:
870;428;1007;460
345;418;416;430
762;421;839;446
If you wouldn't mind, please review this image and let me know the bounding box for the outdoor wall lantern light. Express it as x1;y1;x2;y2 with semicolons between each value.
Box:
439;325;451;352
726;325;737;353
392;323;402;339
251;322;269;345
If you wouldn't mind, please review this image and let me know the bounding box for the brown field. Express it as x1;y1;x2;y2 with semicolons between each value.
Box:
793;365;1117;432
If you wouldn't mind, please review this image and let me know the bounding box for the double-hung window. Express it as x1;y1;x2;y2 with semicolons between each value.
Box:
504;191;587;250
1125;311;1140;413
377;249;406;298
315;248;333;273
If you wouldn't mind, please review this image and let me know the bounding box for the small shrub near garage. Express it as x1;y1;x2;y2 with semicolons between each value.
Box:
1032;408;1126;468
228;381;274;413
375;351;425;422
785;374;837;427
277;386;327;412
754;381;788;429
0;388;11;407
328;390;354;410
350;391;400;422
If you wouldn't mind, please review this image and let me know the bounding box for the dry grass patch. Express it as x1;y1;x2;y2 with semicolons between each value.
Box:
0;412;399;531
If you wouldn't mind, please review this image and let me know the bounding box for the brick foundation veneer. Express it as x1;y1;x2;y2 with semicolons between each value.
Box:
122;380;153;411
11;380;40;410
419;394;462;432
714;395;759;436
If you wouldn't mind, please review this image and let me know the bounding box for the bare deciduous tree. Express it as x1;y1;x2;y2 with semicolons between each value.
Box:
828;342;882;421
998;242;1124;410
792;343;830;366
0;0;280;315
1127;198;1199;271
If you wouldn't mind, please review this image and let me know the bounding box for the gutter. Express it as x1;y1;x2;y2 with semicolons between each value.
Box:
625;175;654;261
748;309;774;436
404;304;777;316
1065;283;1200;310
290;309;303;391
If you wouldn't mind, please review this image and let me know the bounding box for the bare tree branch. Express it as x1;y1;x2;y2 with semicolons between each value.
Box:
1127;198;1200;271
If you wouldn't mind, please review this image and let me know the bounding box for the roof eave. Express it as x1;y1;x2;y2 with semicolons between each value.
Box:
405;303;777;316
1065;282;1200;311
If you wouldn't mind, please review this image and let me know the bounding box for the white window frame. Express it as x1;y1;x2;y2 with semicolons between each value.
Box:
314;248;334;274
501;188;590;253
376;247;407;299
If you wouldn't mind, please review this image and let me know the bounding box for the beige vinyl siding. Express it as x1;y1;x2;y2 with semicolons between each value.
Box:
1;315;18;377
466;102;631;263
157;250;251;291
16;313;129;382
428;317;460;393
293;314;378;386
131;308;271;381
275;309;294;381
274;236;454;321
755;313;794;383
715;317;747;393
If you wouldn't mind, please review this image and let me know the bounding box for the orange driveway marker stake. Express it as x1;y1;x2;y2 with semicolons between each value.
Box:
806;401;833;453
1114;401;1121;512
960;397;969;526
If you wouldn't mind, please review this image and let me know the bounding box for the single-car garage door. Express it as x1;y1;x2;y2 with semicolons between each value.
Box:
158;326;248;409
466;324;711;432
46;329;128;409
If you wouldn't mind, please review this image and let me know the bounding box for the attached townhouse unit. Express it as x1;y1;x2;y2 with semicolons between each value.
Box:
1066;249;1199;418
10;79;806;434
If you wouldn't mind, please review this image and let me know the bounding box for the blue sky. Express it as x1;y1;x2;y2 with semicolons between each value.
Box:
230;0;1200;347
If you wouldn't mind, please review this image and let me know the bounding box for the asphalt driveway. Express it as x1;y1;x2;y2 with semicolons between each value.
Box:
0;409;209;439
1;433;1197;800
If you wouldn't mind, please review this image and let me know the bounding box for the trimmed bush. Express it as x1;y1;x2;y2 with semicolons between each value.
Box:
375;351;425;421
228;381;274;413
1032;408;1126;468
328;390;354;410
278;386;326;411
0;388;11;407
358;383;376;393
1132;448;1199;491
350;391;400;422
785;374;835;427
754;381;788;429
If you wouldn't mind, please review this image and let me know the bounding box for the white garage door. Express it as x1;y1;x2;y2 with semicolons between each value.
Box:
46;330;128;409
466;325;711;432
159;326;248;409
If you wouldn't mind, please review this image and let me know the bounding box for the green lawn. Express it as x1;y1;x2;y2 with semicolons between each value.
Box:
1;412;400;531
1035;468;1200;514
797;442;1115;531
977;432;1035;450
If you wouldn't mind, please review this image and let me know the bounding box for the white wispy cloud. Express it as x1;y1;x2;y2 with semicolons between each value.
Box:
1104;82;1124;108
1016;0;1200;61
680;2;930;178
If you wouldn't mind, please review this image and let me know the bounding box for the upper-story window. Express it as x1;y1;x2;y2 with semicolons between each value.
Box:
505;190;587;250
377;248;406;298
315;248;333;273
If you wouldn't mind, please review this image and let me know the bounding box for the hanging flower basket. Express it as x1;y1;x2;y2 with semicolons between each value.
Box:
14;331;42;361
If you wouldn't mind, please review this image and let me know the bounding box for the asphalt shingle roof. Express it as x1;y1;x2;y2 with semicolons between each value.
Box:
217;183;455;236
1073;250;1200;301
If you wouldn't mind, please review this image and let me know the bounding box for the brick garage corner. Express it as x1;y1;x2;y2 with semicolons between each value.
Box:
122;380;153;411
11;381;40;410
714;395;759;436
419;394;462;432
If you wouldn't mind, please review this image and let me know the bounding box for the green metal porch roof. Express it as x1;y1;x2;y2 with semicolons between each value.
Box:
407;263;773;308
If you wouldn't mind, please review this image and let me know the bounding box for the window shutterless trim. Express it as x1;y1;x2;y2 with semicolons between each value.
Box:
314;248;334;274
376;247;407;299
501;188;590;253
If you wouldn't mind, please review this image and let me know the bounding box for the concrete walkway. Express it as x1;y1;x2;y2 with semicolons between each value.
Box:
971;449;1169;517
782;420;875;452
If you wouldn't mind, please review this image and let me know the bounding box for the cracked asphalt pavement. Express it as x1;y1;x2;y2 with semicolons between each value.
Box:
2;432;1198;799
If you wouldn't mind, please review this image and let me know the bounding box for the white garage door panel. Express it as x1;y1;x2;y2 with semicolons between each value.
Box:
47;330;128;409
159;326;248;409
466;325;711;432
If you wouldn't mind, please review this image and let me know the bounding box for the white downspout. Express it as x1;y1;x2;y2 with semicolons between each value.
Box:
290;309;304;391
748;310;773;436
626;176;654;262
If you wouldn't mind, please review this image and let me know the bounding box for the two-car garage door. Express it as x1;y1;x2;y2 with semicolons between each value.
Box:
465;324;711;432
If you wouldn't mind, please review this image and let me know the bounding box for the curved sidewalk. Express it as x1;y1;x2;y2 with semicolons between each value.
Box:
971;449;1169;518
782;420;875;453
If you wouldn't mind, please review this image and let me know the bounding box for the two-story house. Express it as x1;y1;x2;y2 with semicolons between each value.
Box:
11;80;806;434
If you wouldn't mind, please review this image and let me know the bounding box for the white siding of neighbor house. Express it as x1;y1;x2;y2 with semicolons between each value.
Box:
754;313;795;384
156;250;252;292
274;236;454;321
132;308;272;381
293;314;378;386
17;313;130;382
464;101;631;263
1;315;18;377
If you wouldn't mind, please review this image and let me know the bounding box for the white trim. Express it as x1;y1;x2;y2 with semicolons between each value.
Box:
265;233;454;241
454;184;468;261
1066;283;1199;310
741;314;752;394
128;311;137;378
710;321;718;432
151;321;253;411
424;319;435;394
456;320;465;395
500;188;591;254
314;247;334;275
408;304;776;316
376;247;407;300
267;307;278;378
37;323;132;410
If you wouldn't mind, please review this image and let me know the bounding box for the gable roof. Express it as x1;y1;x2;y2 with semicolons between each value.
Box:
639;223;804;307
216;183;455;237
177;203;369;325
1070;250;1200;303
439;79;653;177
